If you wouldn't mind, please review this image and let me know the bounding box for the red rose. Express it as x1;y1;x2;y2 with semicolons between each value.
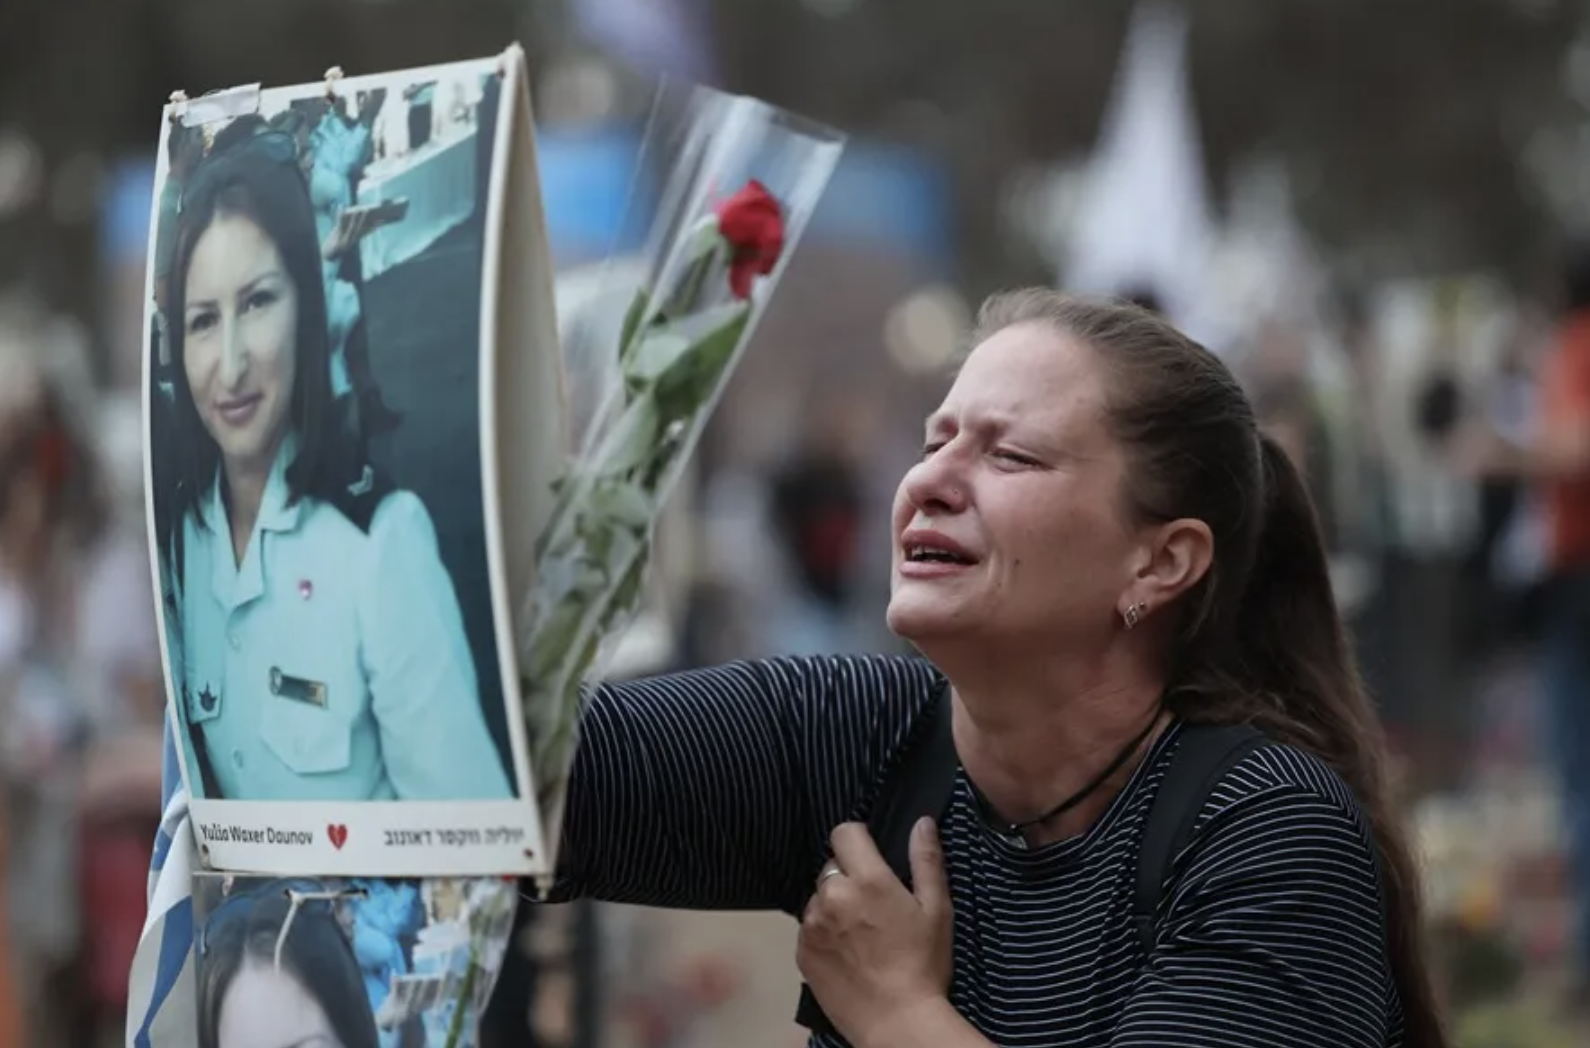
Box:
713;179;785;299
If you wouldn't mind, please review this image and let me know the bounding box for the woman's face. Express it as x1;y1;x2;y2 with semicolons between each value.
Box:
887;322;1143;651
216;960;345;1048
182;211;298;481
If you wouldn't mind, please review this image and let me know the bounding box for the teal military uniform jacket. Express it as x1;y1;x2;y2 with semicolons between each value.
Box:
168;438;513;802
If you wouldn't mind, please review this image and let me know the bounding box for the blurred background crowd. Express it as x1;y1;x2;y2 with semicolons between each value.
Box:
6;0;1590;1045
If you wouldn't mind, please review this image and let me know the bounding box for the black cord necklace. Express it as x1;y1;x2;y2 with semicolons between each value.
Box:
972;712;1163;838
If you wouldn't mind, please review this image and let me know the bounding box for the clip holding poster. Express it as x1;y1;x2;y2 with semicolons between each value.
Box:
170;84;264;128
141;48;561;877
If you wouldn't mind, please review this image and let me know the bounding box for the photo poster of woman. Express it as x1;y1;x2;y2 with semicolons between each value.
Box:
141;49;563;878
191;871;518;1048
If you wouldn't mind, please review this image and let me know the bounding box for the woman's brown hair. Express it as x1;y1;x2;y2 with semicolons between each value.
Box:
973;288;1445;1048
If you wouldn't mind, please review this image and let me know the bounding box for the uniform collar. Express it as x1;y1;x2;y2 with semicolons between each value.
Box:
202;432;304;538
203;432;304;611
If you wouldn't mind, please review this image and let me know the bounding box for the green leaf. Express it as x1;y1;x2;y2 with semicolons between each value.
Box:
591;396;661;475
622;329;695;395
582;518;615;564
618;288;651;365
441;940;482;1048
523;289;759;822
669;240;724;319
584;479;654;532
604;548;650;622
654;307;752;425
526;599;587;682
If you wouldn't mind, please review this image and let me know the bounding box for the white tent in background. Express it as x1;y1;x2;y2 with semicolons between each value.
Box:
1062;0;1226;350
1215;158;1324;326
1214;158;1383;612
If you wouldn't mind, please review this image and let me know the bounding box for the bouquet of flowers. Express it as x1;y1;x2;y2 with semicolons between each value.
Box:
520;84;844;868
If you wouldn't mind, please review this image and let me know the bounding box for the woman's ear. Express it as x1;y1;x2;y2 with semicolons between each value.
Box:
1135;518;1213;607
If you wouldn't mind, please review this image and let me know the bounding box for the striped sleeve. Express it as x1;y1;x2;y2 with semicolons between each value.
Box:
551;654;938;914
125;713;198;1048
1112;747;1394;1048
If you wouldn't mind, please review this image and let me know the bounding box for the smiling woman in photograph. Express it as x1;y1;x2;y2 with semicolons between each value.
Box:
158;128;511;803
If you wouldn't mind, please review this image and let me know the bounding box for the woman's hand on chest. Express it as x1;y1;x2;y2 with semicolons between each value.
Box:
797;818;956;1048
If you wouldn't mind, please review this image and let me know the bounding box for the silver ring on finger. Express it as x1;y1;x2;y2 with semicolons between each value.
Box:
818;864;845;888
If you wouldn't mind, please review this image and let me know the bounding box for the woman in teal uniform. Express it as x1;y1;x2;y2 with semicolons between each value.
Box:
158;129;511;803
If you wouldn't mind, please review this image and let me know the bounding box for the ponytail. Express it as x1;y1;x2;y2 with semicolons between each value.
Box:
1202;433;1448;1048
1234;433;1371;764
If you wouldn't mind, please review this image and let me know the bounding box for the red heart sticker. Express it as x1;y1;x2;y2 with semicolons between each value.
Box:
328;824;348;850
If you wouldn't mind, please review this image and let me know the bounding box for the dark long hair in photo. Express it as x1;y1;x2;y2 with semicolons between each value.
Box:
197;883;379;1048
162;128;390;580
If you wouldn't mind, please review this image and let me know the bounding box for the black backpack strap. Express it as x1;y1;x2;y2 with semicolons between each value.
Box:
869;681;957;884
1133;722;1269;957
795;680;957;1036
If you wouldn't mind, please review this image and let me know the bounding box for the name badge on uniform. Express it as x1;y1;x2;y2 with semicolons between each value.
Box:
270;666;328;709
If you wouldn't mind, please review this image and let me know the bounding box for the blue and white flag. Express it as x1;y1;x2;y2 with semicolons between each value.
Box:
125;716;197;1048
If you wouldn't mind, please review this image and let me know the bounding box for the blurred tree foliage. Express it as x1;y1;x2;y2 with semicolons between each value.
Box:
0;0;1582;334
713;0;1583;298
0;0;543;331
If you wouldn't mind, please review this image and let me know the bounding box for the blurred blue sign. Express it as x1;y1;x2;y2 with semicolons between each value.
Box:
101;157;158;266
536;128;954;269
536;128;654;266
103;130;955;273
806;141;953;266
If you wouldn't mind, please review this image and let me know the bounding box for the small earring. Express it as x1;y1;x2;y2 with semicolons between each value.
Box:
1123;601;1145;630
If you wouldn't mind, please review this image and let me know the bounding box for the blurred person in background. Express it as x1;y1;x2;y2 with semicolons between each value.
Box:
765;446;872;656
1460;239;1590;1010
76;387;168;1048
695;392;899;662
1242;318;1315;474
1365;287;1481;793
1458;317;1548;657
0;301;163;1048
0;314;95;1048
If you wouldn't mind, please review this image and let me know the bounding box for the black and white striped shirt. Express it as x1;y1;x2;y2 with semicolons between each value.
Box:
556;654;1402;1047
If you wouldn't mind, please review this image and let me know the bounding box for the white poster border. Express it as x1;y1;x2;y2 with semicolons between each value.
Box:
142;48;561;878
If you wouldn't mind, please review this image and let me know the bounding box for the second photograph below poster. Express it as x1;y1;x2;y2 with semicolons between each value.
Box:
192;872;518;1048
144;53;550;875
